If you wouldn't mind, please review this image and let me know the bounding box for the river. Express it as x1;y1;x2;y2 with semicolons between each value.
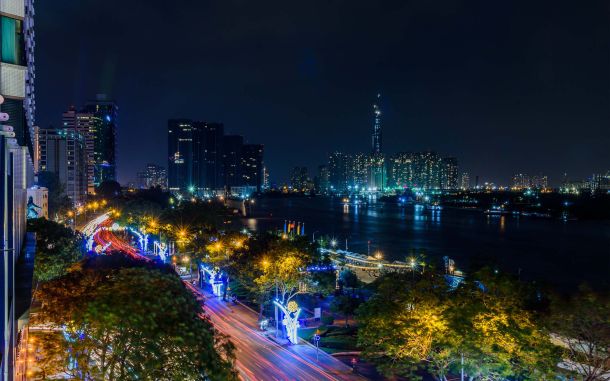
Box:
241;196;610;291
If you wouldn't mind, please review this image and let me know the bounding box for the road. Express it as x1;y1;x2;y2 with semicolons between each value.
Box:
91;218;366;381
187;283;366;381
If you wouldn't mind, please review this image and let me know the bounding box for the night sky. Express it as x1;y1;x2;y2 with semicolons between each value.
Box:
36;1;609;186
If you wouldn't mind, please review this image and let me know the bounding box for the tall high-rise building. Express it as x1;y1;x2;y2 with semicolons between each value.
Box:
388;153;414;189
440;157;459;190
82;94;118;186
137;163;167;190
531;174;548;189
386;152;456;191
351;153;368;190
290;166;309;191
168;119;193;192
0;0;36;378
368;154;385;191
328;152;350;193
240;144;264;192
262;165;270;190
460;172;470;190
316;165;330;194
192;122;223;192
168;119;263;194
62;107;96;193
371;93;382;154
411;151;442;189
222;135;243;189
512;173;528;190
38;127;87;205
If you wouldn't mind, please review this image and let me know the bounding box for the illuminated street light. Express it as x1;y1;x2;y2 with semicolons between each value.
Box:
330;239;337;248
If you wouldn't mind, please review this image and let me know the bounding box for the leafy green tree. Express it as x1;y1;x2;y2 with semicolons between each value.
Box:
28;218;84;282
455;269;560;381
357;272;454;380
33;254;237;381
357;270;560;381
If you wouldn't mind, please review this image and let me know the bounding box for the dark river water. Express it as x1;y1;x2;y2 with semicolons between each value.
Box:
242;196;610;291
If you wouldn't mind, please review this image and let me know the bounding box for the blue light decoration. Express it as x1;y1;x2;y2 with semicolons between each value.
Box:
153;241;167;261
127;227;149;252
105;114;111;122
200;265;223;296
86;235;95;252
273;300;301;344
306;265;336;272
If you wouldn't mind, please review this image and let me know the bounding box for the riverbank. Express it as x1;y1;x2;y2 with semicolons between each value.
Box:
243;196;610;292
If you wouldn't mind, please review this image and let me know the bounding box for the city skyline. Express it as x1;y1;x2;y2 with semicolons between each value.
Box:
1;2;608;380
34;1;610;186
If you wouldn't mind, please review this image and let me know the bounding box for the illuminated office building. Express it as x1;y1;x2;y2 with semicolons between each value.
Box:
137;163;167;190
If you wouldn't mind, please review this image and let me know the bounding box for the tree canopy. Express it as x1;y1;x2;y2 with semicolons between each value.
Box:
356;270;560;381
28;218;84;282
32;254;237;381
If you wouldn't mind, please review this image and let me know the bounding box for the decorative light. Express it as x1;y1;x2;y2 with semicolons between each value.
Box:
274;300;301;344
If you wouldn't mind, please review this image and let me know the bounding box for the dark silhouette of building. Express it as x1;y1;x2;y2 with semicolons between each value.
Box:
240;144;264;191
168;120;262;194
168;119;193;192
82;94;118;187
222;135;244;189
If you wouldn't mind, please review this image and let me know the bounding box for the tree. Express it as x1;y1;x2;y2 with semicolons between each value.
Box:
96;180;122;199
357;270;560;381
451;269;560;381
548;286;610;381
338;269;360;294
331;294;361;327
357;272;455;380
28;218;84;282
33;254;237;380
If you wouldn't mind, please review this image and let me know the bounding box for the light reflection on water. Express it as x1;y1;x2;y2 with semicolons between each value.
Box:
243;197;610;290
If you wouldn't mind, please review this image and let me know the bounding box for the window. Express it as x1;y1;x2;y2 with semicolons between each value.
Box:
1;16;24;65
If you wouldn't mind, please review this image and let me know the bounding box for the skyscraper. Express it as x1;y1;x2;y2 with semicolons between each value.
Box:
328;152;350;193
440;157;459;190
240;144;264;192
371;93;382;154
82;94;118;186
62;107;96;194
168;119;193;192
168;119;262;194
290;166;309;191
192;122;223;192
460;172;470;190
137;163;167;190
316;165;330;194
38;127;87;205
222;135;244;189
